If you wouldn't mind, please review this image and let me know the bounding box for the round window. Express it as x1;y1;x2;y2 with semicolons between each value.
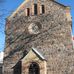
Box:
28;22;42;34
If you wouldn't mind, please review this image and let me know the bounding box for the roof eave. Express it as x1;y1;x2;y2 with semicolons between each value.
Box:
53;0;70;8
32;47;46;61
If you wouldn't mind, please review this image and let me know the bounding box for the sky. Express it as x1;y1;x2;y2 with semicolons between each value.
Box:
0;0;74;51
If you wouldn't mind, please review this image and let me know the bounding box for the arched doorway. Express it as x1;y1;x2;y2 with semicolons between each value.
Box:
29;62;40;74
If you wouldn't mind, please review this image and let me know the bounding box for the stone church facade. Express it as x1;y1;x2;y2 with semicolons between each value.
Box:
4;0;73;74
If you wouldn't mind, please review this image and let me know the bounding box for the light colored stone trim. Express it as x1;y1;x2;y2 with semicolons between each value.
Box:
8;0;30;19
65;7;72;22
44;61;47;74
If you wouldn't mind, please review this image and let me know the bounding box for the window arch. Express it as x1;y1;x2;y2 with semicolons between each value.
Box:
29;62;40;74
34;4;38;15
42;5;45;14
27;8;30;16
40;5;45;14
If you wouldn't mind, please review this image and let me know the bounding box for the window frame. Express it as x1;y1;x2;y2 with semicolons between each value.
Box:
34;4;38;15
27;8;30;16
42;5;45;14
29;62;40;74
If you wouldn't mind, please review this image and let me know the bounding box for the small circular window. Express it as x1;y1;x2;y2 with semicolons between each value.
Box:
28;22;42;34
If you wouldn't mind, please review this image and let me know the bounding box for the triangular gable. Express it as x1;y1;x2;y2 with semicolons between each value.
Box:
22;47;46;62
8;0;69;20
8;0;30;19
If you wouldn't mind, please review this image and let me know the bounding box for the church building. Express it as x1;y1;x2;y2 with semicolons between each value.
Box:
4;0;73;74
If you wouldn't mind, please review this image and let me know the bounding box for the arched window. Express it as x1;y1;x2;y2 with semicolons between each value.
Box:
34;4;38;15
27;8;30;16
42;5;45;14
29;62;40;74
40;5;45;14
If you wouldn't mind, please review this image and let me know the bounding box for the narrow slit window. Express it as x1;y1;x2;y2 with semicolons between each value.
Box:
27;8;30;16
34;4;37;15
42;5;45;14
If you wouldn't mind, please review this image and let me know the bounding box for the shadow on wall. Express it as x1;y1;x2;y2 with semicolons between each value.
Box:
12;50;27;74
13;61;22;74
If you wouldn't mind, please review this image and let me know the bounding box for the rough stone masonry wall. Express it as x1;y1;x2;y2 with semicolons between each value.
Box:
22;50;46;74
4;0;73;74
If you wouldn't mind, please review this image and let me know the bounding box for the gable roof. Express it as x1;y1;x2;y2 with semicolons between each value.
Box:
8;0;69;20
54;0;70;7
32;47;46;60
13;47;46;68
8;0;30;19
22;47;46;62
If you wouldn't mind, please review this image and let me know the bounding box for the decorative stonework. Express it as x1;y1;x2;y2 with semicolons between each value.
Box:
28;22;42;34
4;0;73;74
22;48;47;74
